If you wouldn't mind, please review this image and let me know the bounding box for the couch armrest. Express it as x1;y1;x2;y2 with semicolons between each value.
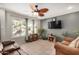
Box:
64;37;74;42
62;41;70;45
55;42;79;55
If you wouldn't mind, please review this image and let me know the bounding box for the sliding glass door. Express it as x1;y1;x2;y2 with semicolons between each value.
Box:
12;18;26;38
28;19;38;35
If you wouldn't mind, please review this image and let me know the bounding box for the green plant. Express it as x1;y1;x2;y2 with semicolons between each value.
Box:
37;28;47;39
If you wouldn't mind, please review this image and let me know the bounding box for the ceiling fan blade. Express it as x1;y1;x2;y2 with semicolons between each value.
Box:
39;8;48;13
30;3;36;10
38;12;44;17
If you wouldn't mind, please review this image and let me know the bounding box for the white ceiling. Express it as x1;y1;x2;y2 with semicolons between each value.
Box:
0;3;79;19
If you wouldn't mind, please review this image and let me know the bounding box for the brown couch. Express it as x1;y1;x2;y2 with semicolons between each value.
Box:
54;37;79;55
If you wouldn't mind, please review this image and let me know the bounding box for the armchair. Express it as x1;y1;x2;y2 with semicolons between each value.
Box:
55;42;79;55
55;37;79;55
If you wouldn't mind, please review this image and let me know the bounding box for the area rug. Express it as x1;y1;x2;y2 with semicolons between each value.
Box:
21;40;56;55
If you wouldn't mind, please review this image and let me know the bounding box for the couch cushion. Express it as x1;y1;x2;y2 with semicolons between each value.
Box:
3;43;20;51
2;41;15;47
69;36;79;48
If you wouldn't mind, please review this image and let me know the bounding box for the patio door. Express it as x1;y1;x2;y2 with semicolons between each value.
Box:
12;19;26;38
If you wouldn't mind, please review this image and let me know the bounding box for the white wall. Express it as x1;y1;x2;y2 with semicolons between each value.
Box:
6;11;28;44
42;12;79;37
0;8;6;41
0;8;28;44
5;11;12;40
0;8;41;44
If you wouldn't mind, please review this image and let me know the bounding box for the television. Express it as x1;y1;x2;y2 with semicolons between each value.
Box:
48;20;62;29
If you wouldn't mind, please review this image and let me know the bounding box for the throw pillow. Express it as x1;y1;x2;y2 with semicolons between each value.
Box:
0;42;3;52
69;36;79;48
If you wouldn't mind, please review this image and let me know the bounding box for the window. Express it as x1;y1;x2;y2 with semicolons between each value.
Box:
28;20;33;35
12;19;26;37
28;20;38;35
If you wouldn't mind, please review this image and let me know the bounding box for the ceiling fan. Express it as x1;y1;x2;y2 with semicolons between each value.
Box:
30;3;49;17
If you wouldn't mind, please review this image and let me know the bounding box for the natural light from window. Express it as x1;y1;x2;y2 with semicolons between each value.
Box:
12;19;26;37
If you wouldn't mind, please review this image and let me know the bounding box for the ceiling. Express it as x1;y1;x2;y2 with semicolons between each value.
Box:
0;3;79;19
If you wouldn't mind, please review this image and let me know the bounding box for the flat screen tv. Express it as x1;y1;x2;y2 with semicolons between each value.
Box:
48;20;62;29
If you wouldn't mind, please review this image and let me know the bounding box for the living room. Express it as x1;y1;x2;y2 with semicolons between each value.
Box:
0;3;79;55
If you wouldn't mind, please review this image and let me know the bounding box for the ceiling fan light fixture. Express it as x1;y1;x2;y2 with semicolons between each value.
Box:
30;3;48;17
35;5;38;8
33;12;38;16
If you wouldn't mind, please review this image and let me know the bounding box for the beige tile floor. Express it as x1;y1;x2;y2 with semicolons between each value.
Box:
21;39;56;55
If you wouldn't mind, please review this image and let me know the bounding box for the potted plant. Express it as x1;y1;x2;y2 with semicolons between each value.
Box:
37;28;47;40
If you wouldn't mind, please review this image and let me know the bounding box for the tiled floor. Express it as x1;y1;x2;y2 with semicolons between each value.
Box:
21;39;56;55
